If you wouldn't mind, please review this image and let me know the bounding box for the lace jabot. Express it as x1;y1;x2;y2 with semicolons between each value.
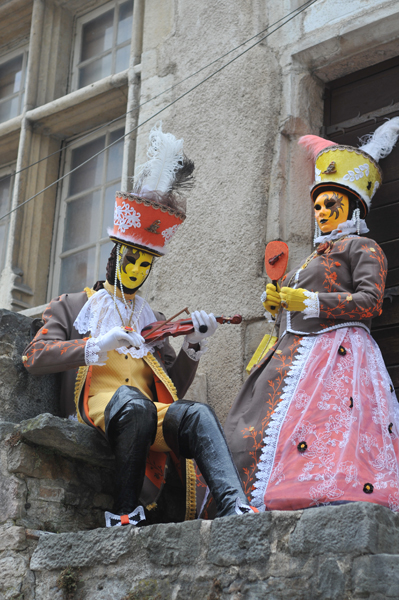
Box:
74;288;162;359
314;219;369;245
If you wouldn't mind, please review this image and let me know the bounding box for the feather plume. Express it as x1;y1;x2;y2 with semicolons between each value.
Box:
358;117;399;162
134;122;184;194
171;155;195;193
298;135;338;160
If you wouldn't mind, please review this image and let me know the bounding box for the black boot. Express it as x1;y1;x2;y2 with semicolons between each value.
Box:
163;400;253;517
104;386;157;526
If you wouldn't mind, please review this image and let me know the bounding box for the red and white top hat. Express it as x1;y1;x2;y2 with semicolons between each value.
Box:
109;191;186;256
108;122;193;256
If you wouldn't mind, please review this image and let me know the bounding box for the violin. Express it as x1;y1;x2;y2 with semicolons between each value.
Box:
140;307;242;344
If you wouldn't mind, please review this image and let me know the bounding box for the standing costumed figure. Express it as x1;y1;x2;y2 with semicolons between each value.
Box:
23;123;254;526
224;118;399;512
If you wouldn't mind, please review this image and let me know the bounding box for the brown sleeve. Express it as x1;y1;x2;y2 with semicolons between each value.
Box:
318;238;387;322
151;310;199;399
23;295;87;375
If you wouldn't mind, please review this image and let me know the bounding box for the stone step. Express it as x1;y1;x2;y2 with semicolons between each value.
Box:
28;502;399;600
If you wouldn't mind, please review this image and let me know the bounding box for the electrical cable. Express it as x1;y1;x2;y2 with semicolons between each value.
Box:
0;0;319;222
0;0;317;185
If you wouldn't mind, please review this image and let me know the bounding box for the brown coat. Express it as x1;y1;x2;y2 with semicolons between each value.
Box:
23;291;199;418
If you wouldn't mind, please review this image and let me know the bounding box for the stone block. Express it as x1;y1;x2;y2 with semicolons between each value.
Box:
16;413;114;468
0;526;27;552
0;310;61;423
142;519;203;566
0;474;26;523
207;513;271;566
289;502;399;557
352;553;399;598
0;553;30;600
30;526;142;570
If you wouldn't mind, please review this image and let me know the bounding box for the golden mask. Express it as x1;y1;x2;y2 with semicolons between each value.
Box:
117;245;154;290
314;191;349;233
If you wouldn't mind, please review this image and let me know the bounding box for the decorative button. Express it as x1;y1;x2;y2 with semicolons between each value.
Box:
338;346;346;356
390;384;394;393
125;355;128;360
363;483;373;494
42;328;48;334
125;378;129;382
388;423;393;434
349;397;353;408
297;441;307;453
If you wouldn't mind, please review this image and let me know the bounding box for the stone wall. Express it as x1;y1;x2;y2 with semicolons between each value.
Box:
2;502;399;599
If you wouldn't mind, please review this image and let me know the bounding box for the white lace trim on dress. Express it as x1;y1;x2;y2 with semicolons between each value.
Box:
182;338;208;361
303;291;320;320
251;335;317;511
74;288;162;360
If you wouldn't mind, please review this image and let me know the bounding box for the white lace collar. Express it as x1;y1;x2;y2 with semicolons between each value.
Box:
73;288;162;359
314;218;369;245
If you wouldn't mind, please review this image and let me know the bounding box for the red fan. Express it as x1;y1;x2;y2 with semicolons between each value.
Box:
264;241;289;309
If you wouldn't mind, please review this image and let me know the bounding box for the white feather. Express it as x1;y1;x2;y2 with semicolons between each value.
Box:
358;117;399;162
134;122;184;193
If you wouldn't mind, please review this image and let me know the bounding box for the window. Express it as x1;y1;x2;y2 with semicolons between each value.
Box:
72;0;133;90
0;166;14;272
0;49;28;123
51;126;125;296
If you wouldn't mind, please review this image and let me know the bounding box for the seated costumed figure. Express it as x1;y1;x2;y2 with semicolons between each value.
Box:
224;118;399;512
23;123;254;526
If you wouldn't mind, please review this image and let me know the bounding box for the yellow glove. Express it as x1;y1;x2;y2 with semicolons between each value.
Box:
280;287;308;312
261;283;281;317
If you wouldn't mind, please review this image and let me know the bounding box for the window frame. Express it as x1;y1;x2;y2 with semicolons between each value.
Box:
70;0;133;92
49;123;125;299
0;46;29;124
0;162;15;272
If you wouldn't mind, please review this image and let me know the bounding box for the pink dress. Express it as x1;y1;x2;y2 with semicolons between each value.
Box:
225;235;399;513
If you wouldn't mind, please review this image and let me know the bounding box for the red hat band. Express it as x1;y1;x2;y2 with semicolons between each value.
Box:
108;192;186;256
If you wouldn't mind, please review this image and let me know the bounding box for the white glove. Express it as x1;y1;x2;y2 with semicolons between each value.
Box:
95;326;145;353
185;310;218;344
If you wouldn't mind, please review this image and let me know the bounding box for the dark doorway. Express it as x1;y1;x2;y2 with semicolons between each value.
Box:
324;56;399;393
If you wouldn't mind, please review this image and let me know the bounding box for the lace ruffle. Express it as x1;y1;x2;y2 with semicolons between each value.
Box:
182;338;208;361
303;291;319;320
314;219;369;245
74;289;161;359
84;338;107;366
251;336;317;511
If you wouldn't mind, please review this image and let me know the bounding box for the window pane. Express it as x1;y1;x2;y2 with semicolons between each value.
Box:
78;54;112;88
98;241;114;280
0;224;6;271
102;182;120;237
63;190;101;252
117;1;133;45
59;247;96;294
69;137;105;196
106;128;124;182
0;96;19;123
81;10;114;62
0;174;11;215
0;55;23;99
115;44;130;73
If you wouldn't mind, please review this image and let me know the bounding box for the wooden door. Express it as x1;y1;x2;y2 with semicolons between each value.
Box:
324;56;399;392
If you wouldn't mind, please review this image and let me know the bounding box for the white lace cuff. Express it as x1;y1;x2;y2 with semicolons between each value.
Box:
260;291;267;303
84;338;108;366
303;291;320;320
182;338;208;361
265;312;276;323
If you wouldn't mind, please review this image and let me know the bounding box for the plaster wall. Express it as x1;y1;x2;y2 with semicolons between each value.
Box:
135;0;399;421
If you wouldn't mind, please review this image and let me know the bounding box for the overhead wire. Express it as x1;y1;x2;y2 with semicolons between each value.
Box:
0;0;319;222
0;0;317;186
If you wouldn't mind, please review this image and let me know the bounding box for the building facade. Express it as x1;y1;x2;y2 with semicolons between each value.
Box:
0;0;398;420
